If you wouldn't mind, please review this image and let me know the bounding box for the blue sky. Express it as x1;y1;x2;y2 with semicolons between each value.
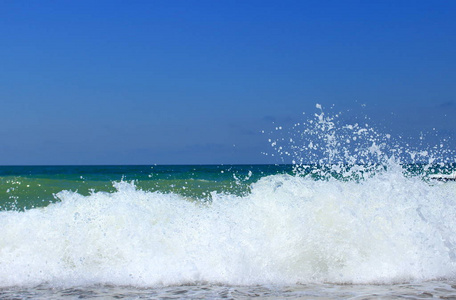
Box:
0;0;455;165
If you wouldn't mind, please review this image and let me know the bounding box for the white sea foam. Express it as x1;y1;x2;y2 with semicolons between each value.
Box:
0;173;455;288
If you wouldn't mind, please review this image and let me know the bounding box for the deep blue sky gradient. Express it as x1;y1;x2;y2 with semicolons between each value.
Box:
1;0;455;164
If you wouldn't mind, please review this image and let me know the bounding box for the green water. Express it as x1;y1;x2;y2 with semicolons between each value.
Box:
0;165;294;210
1;164;453;211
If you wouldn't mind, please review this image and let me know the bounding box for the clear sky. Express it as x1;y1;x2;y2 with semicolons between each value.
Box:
1;0;455;165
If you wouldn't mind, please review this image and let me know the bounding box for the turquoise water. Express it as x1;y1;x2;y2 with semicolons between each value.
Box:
0;165;293;210
1;164;454;211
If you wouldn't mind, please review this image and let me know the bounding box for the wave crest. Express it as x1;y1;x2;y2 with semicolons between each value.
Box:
1;173;455;287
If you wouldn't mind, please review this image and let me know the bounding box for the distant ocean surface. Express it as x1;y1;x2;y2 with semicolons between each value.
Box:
1;164;456;299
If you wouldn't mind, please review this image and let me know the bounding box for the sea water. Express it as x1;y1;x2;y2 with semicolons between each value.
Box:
1;108;456;299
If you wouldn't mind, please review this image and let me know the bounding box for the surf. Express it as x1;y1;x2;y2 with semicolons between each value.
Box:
1;173;456;288
1;105;455;288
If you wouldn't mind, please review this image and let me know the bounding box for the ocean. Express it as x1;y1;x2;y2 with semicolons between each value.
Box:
1;164;456;299
1;110;456;299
